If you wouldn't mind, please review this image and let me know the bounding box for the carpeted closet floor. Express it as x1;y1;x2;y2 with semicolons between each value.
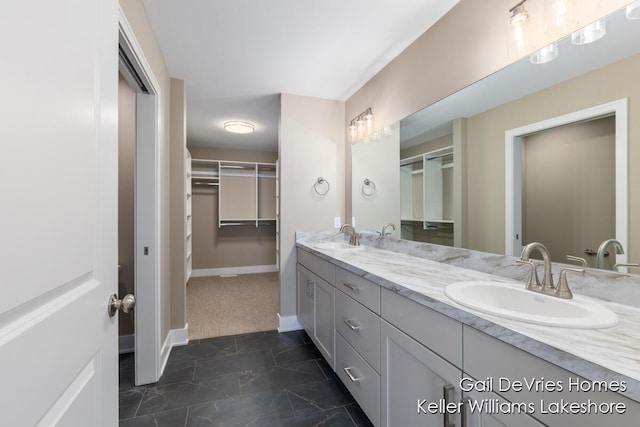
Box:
187;272;279;340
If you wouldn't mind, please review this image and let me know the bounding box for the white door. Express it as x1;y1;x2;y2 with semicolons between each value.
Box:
0;0;119;426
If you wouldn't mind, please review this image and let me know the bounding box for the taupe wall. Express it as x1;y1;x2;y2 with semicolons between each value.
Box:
523;117;615;267
187;146;278;270
118;73;135;336
120;0;174;341
169;78;187;330
279;94;345;320
465;53;640;263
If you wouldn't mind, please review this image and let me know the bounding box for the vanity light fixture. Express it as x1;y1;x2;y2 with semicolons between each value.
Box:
509;0;529;26
348;108;374;142
571;19;606;45
223;120;255;134
627;0;640;20
530;42;558;64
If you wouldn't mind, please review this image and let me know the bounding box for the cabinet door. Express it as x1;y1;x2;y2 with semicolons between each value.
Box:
381;320;461;427
314;277;335;368
462;388;544;427
296;266;313;334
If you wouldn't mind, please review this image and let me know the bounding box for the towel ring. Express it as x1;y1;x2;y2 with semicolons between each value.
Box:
314;177;330;196
361;178;376;198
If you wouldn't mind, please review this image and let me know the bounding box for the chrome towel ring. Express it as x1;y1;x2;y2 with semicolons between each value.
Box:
361;178;376;197
314;177;330;195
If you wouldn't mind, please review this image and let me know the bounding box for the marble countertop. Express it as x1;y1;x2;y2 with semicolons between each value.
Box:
296;231;640;403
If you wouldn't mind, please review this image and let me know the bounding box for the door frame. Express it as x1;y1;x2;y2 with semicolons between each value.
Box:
505;98;628;267
118;8;162;385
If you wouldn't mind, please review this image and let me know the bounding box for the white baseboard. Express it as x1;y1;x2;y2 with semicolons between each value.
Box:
277;314;303;332
119;334;135;354
159;324;189;375
191;264;278;277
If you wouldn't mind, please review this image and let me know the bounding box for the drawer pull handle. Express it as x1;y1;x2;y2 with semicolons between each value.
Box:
443;384;456;427
461;398;471;427
343;319;360;331
343;282;358;291
343;367;361;382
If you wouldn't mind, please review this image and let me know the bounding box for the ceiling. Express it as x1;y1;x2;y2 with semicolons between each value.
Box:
141;0;461;152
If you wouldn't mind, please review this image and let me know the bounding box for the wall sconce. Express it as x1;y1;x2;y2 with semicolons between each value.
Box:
349;108;374;142
510;1;529;26
627;0;640;19
530;42;558;64
571;19;606;45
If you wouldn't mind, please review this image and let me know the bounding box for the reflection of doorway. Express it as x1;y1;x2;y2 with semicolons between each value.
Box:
522;117;614;267
505;99;628;268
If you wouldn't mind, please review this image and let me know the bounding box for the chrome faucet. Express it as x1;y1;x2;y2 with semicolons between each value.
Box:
517;242;583;299
596;239;624;269
340;224;359;246
380;223;397;237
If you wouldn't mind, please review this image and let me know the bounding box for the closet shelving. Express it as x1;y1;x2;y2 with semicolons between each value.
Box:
191;158;277;228
400;145;454;229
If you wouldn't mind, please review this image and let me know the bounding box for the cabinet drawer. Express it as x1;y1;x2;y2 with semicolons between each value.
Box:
335;267;380;314
297;248;335;285
335;290;381;372
381;287;462;368
336;333;380;427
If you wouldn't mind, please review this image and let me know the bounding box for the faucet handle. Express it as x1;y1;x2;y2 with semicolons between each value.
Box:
555;267;584;299
614;263;640;272
515;259;541;290
566;255;587;267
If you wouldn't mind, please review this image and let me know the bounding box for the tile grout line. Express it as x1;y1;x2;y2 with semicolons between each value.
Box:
183;406;190;427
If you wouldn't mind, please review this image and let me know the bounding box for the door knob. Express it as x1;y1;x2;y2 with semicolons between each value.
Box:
108;294;136;317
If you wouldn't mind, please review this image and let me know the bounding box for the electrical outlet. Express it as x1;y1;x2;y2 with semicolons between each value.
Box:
351;216;357;227
334;217;341;228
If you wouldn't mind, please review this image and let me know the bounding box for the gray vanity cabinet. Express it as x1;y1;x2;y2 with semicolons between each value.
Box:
312;275;335;367
296;266;314;333
296;250;336;368
334;280;382;426
296;264;334;367
463;326;640;427
381;320;461;427
462;388;545;427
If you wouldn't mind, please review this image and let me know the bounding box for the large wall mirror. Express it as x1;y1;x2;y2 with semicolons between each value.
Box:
351;5;640;273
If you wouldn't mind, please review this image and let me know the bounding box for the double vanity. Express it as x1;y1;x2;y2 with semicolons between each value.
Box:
295;231;640;427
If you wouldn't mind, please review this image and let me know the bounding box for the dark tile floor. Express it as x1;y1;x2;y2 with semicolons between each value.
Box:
119;330;373;426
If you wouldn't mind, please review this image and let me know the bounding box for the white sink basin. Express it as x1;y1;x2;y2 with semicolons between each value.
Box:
444;281;618;329
313;242;364;251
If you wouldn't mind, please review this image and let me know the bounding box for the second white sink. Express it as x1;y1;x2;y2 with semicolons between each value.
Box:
444;281;618;329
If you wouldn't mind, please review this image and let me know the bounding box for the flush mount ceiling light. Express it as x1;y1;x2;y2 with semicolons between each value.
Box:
509;0;529;26
223;121;255;134
530;42;558;64
571;20;606;45
627;0;640;19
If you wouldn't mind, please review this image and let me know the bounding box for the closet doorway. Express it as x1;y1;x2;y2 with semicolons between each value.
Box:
187;148;279;340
